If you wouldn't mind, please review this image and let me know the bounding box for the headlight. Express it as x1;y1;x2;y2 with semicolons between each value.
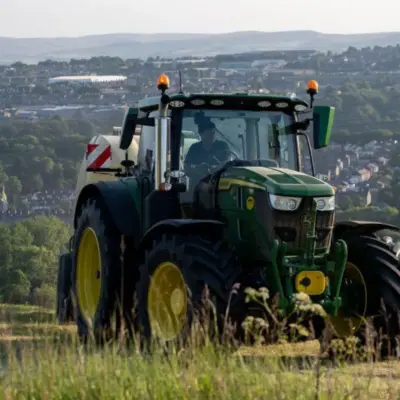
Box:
269;194;302;211
314;196;335;211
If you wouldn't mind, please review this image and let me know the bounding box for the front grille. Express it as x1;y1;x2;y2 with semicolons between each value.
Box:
254;192;334;250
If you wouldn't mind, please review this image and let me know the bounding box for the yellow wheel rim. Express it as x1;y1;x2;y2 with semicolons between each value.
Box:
329;262;367;338
148;262;188;341
76;227;102;320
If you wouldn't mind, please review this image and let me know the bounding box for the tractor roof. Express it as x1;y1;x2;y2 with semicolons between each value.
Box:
137;92;309;113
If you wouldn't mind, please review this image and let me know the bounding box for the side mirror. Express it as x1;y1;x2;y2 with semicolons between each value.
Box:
119;107;138;150
312;106;335;149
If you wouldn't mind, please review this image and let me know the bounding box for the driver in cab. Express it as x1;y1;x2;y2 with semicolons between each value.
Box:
184;120;231;169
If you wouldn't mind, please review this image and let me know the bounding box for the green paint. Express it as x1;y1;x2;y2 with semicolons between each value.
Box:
303;199;318;266
220;166;334;196
272;237;347;316
121;177;141;207
313;106;335;149
120;176;142;235
331;239;347;314
269;239;289;309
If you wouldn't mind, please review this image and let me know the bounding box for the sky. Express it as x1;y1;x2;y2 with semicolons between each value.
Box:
1;0;400;38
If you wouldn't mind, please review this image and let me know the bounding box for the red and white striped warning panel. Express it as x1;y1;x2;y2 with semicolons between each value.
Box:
86;143;112;169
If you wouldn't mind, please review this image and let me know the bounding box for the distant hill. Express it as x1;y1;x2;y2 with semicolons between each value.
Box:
2;30;400;64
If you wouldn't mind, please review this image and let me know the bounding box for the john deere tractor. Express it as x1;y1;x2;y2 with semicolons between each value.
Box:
57;74;400;352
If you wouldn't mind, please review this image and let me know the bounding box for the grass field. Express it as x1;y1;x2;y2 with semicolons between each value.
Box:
0;304;399;399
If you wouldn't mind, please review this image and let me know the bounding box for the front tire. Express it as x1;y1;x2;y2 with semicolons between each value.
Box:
71;198;122;345
134;234;245;352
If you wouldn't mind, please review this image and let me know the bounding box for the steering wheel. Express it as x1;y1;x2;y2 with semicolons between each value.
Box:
185;149;240;175
209;149;240;169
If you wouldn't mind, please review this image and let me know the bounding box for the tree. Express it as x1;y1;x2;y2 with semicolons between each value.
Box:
32;174;44;192
0;216;71;305
7;176;22;197
338;195;353;210
32;283;56;308
384;206;399;218
0;162;8;186
31;84;50;95
1;269;31;304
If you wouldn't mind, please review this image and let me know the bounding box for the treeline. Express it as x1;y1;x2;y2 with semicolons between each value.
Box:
320;77;400;144
5;44;400;75
213;50;316;63
0;216;71;307
4;51;315;72
0;117;110;196
287;44;400;72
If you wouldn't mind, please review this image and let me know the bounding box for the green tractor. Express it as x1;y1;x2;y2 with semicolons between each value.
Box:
57;74;400;353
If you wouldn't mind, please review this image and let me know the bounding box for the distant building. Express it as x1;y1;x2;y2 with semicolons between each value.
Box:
219;62;253;70
37;106;86;118
378;157;389;166
251;59;286;69
366;163;379;173
344;154;351;168
15;110;37;120
48;75;127;85
0;185;8;215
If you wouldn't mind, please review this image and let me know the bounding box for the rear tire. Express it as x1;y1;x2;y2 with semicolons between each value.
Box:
71;198;123;345
56;252;74;324
134;234;245;352
327;234;400;359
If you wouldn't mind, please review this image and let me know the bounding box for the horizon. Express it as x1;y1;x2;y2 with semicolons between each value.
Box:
3;28;400;40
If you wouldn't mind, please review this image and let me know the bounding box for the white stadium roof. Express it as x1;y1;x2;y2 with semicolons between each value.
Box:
48;75;127;84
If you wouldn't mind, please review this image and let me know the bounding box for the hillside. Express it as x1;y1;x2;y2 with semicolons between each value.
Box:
2;30;400;63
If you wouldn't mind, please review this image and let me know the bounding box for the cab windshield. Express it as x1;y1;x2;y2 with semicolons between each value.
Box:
179;109;298;171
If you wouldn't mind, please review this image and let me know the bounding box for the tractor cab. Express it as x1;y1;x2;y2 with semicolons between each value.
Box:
118;74;335;227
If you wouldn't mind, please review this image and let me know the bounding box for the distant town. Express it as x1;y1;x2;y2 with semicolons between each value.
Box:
2;46;400;120
1;46;400;227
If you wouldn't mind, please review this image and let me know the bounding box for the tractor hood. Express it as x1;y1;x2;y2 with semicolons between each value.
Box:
221;166;335;197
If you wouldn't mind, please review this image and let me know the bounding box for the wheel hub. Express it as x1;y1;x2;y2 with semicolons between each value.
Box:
170;288;185;315
147;262;188;341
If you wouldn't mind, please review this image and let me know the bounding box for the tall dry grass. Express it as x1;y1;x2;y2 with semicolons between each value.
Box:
0;288;398;399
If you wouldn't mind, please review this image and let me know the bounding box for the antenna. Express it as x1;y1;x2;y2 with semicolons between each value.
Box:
178;69;183;94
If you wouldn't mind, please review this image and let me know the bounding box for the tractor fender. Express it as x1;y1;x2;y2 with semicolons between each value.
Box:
333;220;400;242
73;180;141;244
136;219;225;261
